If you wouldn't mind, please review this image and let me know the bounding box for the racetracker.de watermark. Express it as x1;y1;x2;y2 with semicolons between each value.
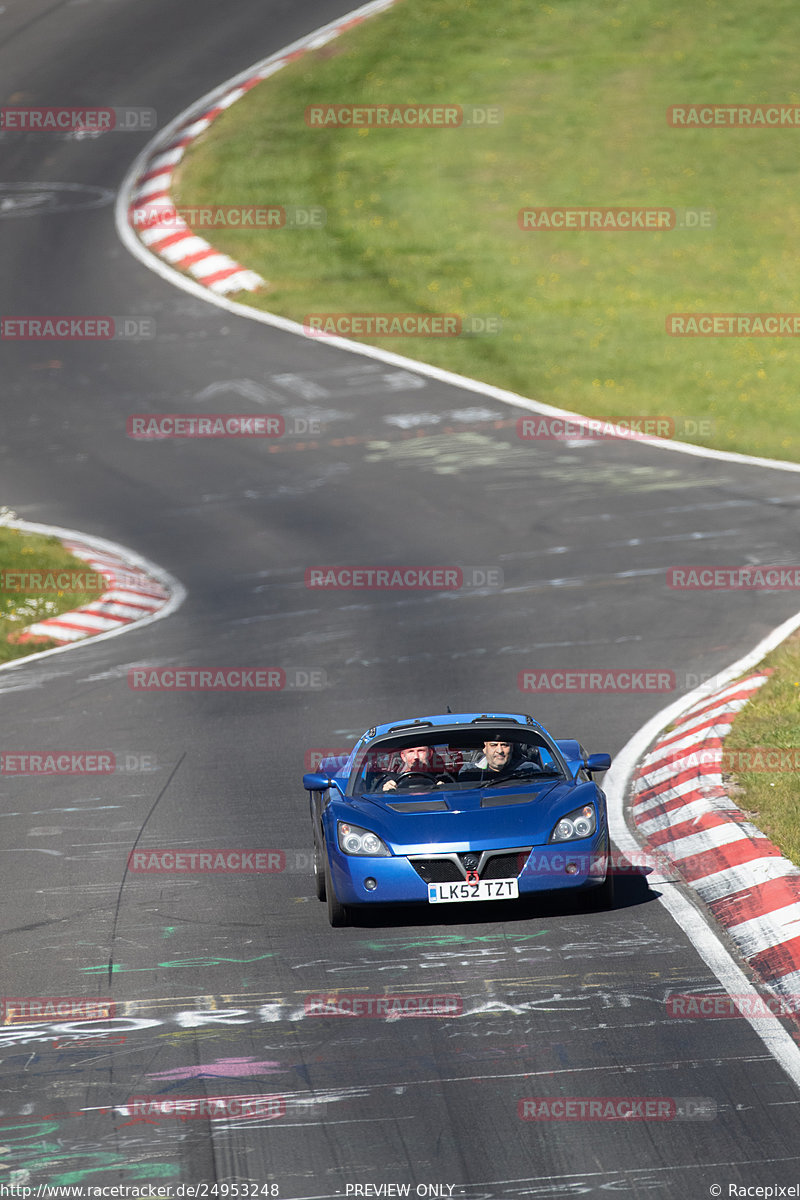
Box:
128;849;285;873
527;851;662;877
126;415;310;439
1;568;152;593
2;997;115;1023
667;313;800;336
518;1096;716;1121
668;104;800;127
1;752;158;775
646;746;800;773
666;993;800;1018
127;415;322;439
722;748;800;772
305;748;353;771
303;314;500;337
0;107;156;133
518;206;714;230
1;569;108;593
118;1095;285;1122
1;316;155;340
519;207;671;230
304;993;463;1017
668;670;762;696
132;204;326;229
127;667;326;690
516;416;713;440
304;566;502;589
0;752;115;775
305;104;501;127
519;669;675;693
667;566;800;589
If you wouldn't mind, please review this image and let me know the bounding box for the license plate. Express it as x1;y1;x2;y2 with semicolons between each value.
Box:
427;879;519;903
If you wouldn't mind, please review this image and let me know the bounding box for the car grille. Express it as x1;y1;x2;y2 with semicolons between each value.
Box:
409;848;532;883
410;859;465;883
482;851;530;879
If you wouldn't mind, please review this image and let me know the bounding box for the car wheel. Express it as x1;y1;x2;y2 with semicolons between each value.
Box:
585;860;615;910
324;851;350;927
313;828;326;901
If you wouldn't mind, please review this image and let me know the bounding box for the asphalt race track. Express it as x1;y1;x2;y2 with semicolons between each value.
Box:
3;0;800;1193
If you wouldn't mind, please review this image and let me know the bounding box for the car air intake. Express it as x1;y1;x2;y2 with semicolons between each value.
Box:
385;800;449;813
481;851;531;879
409;848;532;883
409;859;465;883
480;792;534;808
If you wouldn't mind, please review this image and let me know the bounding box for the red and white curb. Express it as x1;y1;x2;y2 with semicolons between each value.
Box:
2;517;184;664
11;537;170;645
629;671;800;1002
126;0;398;296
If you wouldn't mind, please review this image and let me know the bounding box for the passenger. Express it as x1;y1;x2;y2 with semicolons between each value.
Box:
459;738;539;784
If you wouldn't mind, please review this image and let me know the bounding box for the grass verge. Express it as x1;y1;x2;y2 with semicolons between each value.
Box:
0;527;106;664
724;634;800;866
173;0;800;461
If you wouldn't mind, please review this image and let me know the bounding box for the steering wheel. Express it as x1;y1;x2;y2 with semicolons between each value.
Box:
393;771;440;789
396;770;459;788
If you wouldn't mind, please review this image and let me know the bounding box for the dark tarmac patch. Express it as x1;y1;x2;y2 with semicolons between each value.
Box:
0;182;114;218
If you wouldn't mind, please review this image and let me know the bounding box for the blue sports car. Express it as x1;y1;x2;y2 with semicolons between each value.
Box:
302;711;613;926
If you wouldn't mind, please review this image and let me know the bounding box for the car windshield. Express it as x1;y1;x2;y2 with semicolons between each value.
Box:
348;729;566;795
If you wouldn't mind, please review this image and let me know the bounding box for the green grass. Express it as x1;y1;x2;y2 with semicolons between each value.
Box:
174;0;800;461
724;635;800;866
0;527;106;663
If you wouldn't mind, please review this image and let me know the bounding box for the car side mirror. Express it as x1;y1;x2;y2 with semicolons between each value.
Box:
303;772;345;795
583;753;611;774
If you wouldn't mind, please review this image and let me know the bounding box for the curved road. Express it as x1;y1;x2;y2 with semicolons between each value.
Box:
2;0;800;1193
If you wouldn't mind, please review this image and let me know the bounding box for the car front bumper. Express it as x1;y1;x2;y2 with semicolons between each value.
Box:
326;831;610;906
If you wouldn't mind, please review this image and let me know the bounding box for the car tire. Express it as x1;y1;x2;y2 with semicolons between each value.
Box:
313;828;326;901
585;860;615;910
324;852;350;927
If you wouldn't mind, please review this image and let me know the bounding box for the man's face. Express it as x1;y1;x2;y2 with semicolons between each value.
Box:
484;740;513;771
400;745;432;772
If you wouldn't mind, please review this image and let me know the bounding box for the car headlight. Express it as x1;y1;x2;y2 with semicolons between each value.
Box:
337;821;391;857
549;803;596;842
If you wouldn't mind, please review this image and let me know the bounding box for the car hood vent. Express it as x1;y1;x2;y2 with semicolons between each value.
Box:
480;791;539;808
384;799;450;813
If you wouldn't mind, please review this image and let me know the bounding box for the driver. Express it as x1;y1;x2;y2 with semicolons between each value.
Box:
458;737;539;784
380;745;440;792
